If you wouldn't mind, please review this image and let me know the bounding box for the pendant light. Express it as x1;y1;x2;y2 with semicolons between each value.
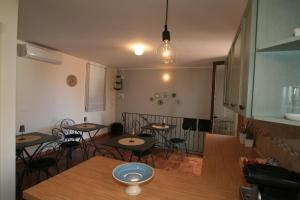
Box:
157;0;175;64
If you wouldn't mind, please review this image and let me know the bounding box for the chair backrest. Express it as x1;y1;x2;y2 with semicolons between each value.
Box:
111;122;124;136
52;128;65;141
60;119;75;129
59;118;76;135
182;118;197;131
198;119;212;132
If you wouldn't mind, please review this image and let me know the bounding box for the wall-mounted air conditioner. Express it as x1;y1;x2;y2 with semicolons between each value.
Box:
17;43;62;65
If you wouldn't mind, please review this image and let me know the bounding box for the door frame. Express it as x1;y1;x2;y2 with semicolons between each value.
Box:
210;61;225;122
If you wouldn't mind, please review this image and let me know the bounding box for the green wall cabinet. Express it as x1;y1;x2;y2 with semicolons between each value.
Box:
224;0;300;126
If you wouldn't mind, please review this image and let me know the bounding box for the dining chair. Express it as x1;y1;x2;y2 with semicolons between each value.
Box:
168;118;198;157
26;141;60;183
129;148;155;167
52;128;86;169
16;148;26;197
198;119;212;154
198;119;212;132
110;122;124;136
60;118;83;141
93;146;117;159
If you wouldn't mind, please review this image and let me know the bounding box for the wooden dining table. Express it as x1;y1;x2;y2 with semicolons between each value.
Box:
23;156;232;200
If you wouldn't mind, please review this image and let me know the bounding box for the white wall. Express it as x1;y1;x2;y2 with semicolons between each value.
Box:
0;0;18;199
116;67;213;121
17;50;116;135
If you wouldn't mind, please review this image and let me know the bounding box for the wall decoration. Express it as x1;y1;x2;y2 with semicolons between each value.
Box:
66;75;77;87
157;99;164;105
162;92;169;100
150;92;180;106
154;93;161;99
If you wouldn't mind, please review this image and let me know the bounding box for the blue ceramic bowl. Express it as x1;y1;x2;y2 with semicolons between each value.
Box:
112;162;154;185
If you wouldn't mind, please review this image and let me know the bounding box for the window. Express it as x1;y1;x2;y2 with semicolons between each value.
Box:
85;62;106;112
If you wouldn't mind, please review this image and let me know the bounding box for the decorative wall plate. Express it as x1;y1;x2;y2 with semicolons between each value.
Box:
157;99;164;105
66;75;77;87
153;93;161;99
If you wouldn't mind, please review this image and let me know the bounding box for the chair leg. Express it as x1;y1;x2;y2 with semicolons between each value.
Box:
129;153;133;162
55;163;60;174
66;149;71;169
151;154;155;167
165;143;172;160
36;170;41;183
145;157;148;164
80;144;86;161
184;142;188;156
45;169;52;179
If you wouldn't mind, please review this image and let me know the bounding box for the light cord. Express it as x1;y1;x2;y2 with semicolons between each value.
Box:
165;0;169;26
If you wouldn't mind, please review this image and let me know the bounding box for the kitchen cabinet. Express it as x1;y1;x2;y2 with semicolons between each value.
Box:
224;0;300;126
229;28;242;111
224;0;256;116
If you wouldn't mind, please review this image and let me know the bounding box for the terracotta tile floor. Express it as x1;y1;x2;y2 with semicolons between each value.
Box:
17;134;202;199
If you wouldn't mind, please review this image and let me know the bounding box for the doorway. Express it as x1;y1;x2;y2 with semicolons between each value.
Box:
210;61;236;135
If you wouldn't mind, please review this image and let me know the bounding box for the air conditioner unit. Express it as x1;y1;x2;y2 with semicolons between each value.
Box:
18;43;62;64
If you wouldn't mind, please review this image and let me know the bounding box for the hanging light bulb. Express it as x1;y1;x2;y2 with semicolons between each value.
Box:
157;0;175;64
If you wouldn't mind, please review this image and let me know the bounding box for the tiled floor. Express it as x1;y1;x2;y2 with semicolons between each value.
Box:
17;134;202;199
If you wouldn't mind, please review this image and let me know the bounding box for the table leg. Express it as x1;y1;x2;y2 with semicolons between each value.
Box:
157;130;171;159
87;128;105;158
76;131;89;159
114;147;125;161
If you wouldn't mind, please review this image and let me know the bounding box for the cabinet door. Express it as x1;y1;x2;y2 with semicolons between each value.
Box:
239;2;251;115
223;54;231;106
229;28;242;111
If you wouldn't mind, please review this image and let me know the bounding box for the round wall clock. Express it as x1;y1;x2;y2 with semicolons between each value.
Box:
66;75;77;87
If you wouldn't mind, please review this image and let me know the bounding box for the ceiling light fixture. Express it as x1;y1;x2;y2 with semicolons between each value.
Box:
133;44;144;56
162;73;170;82
157;0;175;64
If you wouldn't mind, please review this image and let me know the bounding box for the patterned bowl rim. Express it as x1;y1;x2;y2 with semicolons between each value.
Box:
112;162;154;185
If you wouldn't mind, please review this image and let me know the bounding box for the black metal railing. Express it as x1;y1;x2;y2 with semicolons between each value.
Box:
121;112;205;154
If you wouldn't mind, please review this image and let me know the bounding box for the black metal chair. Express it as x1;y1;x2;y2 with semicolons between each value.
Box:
60;119;83;141
198;119;212;133
168;118;198;156
198;119;212;154
26;141;60;183
16;148;26;197
110;122;124;136
130;148;155;167
52;128;85;169
130;119;155;165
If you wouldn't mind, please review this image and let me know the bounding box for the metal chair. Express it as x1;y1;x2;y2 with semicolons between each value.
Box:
60;119;83;141
110;122;124;136
130;148;155;167
198;119;212;133
52;128;86;169
26;141;60;183
168;118;198;156
131;119;155;166
16;148;26;197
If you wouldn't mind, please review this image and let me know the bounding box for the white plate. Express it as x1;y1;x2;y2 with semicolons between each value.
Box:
285;113;300;121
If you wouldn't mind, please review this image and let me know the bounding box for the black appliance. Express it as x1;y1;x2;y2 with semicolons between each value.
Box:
241;163;300;200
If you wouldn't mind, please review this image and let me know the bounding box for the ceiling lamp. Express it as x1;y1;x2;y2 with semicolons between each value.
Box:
133;44;144;56
157;0;175;64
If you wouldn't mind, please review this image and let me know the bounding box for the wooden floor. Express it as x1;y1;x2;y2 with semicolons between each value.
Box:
17;134;202;199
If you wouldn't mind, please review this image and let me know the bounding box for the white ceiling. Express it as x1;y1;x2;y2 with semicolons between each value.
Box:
18;0;247;68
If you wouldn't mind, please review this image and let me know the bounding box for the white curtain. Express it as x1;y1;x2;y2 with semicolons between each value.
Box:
85;62;106;112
